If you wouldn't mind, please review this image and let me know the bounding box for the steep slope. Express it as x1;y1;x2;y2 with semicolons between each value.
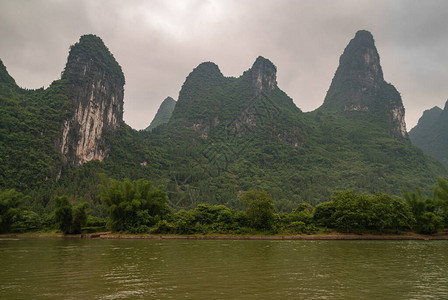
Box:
169;56;302;141
0;35;126;192
409;100;448;165
0;60;72;191
302;30;445;199
145;97;176;131
321;30;407;138
0;59;17;87
152;56;306;209
58;34;125;167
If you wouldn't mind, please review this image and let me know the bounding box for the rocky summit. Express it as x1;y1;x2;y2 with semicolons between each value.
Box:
322;30;407;138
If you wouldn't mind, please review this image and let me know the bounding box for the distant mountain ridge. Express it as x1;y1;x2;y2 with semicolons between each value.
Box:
145;97;176;131
410;100;448;166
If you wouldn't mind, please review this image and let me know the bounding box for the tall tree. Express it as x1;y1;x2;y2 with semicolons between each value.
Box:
242;190;276;230
0;189;25;233
54;196;73;234
100;178;169;231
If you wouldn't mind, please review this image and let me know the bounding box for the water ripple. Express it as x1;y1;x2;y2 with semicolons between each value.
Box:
1;239;448;299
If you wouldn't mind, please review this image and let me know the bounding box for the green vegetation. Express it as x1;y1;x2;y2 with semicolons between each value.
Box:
320;191;414;233
99;178;169;232
137;35;446;209
402;186;446;234
62;34;125;85
0;189;26;233
242;190;276;230
0;79;72;192
54;196;73;234
54;195;89;234
1;178;448;236
145;97;176;131
409;100;448;166
1;31;448;239
2;53;445;227
0;189;42;233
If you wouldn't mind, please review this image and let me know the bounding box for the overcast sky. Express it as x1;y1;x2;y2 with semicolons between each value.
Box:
1;0;448;130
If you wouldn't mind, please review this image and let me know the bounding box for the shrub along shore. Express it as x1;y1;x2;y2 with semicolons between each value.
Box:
1;177;448;237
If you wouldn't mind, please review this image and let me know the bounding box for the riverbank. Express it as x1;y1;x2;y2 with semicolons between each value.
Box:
2;231;448;240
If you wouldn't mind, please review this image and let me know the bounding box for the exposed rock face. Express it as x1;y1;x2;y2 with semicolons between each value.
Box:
391;106;407;137
145;97;176;131
249;56;277;95
229;102;258;136
322;30;407;138
58;35;125;167
190;116;220;138
338;31;383;89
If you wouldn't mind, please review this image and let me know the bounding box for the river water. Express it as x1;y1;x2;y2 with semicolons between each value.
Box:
0;238;447;299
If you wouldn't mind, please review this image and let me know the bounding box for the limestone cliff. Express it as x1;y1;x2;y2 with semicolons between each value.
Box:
322;30;407;138
249;56;277;95
58;35;125;167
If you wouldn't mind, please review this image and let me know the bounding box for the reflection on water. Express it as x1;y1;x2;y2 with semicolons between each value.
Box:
0;238;448;299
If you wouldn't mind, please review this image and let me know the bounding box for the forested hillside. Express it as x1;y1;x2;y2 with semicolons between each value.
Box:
0;31;446;215
0;59;72;191
144;31;445;210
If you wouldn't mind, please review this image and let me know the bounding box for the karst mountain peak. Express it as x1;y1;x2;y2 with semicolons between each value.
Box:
321;30;407;138
58;34;125;168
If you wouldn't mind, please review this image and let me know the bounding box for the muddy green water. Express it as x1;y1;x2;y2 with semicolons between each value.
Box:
0;238;447;299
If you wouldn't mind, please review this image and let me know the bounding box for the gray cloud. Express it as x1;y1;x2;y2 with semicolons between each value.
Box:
1;0;447;129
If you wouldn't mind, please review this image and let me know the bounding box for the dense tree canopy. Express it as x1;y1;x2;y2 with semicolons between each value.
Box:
0;189;25;233
242;190;276;230
99;178;169;232
54;195;89;234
